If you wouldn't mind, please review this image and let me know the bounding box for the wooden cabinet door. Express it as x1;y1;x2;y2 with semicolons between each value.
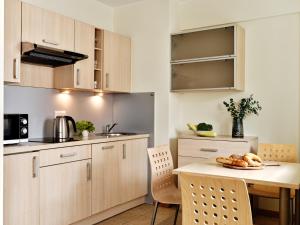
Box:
103;30;131;92
92;142;122;214
40;159;92;225
120;139;148;203
74;21;95;89
22;3;74;51
4;152;40;225
4;0;21;83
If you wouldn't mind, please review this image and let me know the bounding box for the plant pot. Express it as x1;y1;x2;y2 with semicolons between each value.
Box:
82;130;89;138
232;118;244;138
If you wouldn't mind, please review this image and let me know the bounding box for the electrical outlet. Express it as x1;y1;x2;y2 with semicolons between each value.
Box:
54;110;66;117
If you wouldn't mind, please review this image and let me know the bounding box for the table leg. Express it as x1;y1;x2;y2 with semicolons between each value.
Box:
280;188;290;225
296;189;300;225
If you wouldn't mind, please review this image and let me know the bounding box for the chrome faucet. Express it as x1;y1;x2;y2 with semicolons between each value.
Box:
105;123;118;133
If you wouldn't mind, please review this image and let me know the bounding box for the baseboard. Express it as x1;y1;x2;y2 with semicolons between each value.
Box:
72;196;147;225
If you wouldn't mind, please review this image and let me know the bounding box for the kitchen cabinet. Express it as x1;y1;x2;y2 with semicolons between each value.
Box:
92;138;148;214
120;139;148;203
4;0;21;83
54;21;95;90
178;135;258;167
92;141;122;213
103;30;131;92
171;25;245;91
22;2;75;52
40;159;92;225
4;152;40;225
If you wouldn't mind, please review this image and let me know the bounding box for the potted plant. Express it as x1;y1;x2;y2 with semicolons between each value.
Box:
76;120;95;138
223;94;262;138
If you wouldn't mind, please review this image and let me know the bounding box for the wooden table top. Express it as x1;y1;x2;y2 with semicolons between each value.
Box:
173;160;300;189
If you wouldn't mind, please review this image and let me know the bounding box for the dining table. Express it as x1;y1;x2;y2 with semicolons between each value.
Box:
173;160;300;225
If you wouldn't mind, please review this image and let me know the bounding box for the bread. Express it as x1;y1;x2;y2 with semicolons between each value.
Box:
243;154;262;167
216;157;233;165
216;157;248;167
245;153;262;163
229;154;244;160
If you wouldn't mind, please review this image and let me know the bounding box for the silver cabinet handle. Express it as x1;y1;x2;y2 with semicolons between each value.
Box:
60;152;77;158
122;144;126;159
87;162;91;181
102;145;114;150
200;148;218;152
32;156;39;178
42;39;59;46
105;73;109;88
13;58;20;80
76;68;80;86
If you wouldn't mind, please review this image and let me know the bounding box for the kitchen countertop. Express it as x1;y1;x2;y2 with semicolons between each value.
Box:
4;134;150;155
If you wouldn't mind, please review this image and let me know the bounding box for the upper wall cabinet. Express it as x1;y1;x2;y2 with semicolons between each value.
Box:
171;25;245;91
22;3;75;52
103;30;131;93
54;21;95;90
4;0;21;83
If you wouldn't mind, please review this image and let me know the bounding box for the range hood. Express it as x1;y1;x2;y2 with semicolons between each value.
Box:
21;42;88;67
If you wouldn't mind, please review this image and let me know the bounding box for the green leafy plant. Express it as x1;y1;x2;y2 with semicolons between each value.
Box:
223;94;262;120
76;120;95;135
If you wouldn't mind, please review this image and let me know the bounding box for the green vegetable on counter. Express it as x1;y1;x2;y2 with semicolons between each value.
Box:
197;122;213;131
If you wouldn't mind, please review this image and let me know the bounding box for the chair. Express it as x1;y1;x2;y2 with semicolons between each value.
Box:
180;173;253;225
147;145;181;225
248;144;297;217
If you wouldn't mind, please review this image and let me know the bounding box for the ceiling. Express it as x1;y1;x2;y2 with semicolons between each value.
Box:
96;0;144;7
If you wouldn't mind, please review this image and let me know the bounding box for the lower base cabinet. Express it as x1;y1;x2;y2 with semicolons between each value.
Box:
4;152;40;225
40;159;92;225
92;138;148;214
4;137;148;225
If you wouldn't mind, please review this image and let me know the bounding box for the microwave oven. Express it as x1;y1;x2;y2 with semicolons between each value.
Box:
4;114;29;144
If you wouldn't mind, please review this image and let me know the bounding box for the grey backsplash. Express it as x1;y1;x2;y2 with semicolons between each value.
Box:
4;85;154;147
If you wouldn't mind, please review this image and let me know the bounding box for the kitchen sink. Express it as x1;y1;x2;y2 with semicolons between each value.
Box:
95;132;137;137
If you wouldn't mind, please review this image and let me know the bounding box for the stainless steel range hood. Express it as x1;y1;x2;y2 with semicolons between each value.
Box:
21;42;88;67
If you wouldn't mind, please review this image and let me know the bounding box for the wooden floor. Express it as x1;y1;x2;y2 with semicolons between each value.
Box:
96;204;278;225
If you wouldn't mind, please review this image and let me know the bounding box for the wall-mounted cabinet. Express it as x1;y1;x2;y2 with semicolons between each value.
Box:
171;25;245;91
54;21;95;90
94;28;104;90
5;2;132;93
103;30;131;93
22;2;75;52
4;0;21;83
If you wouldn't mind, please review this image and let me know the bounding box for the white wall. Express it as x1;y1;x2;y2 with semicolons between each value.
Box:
177;0;300;30
21;0;114;30
114;0;171;145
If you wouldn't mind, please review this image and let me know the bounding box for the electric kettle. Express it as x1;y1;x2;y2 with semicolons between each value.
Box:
53;116;77;140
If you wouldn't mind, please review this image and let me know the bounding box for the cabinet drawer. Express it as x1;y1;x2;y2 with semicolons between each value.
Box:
178;139;250;159
178;156;208;167
40;145;91;167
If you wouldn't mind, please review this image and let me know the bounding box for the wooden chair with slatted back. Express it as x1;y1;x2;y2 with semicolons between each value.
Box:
248;143;297;198
180;173;253;225
147;145;181;225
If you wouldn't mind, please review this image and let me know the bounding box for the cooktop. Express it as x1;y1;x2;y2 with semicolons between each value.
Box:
29;137;79;143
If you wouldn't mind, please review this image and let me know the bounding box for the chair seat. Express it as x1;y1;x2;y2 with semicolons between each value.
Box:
154;185;181;205
248;185;295;199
